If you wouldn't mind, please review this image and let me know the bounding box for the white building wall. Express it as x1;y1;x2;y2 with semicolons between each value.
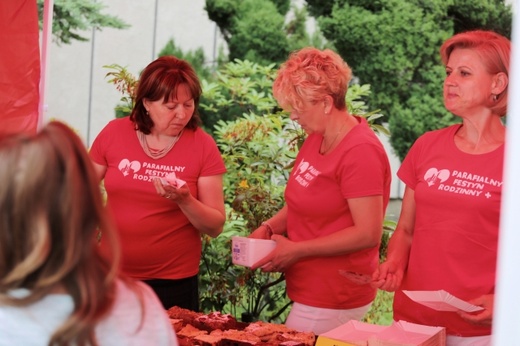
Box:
41;0;404;198
42;0;225;145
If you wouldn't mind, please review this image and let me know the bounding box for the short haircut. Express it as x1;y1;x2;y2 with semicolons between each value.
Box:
131;55;202;134
440;30;510;117
273;47;352;113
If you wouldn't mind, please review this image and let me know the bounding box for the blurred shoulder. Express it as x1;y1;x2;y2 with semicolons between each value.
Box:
97;117;134;137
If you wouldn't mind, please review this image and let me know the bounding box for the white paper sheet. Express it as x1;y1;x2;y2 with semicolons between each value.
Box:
403;290;484;312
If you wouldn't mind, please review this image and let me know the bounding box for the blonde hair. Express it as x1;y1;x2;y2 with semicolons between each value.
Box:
0;121;121;345
273;47;352;112
440;30;511;117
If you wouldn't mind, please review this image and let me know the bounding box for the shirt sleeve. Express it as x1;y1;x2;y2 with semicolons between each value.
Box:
89;122;112;166
198;130;226;176
397;134;428;190
340;142;389;199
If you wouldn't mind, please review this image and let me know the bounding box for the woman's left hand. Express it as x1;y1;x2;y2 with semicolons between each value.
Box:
458;294;494;326
251;235;299;273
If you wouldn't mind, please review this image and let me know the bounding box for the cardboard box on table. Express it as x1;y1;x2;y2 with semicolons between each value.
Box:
316;320;446;346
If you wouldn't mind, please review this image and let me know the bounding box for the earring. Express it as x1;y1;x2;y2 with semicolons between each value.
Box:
492;94;499;102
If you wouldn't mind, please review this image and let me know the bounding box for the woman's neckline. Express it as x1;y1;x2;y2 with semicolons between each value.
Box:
452;123;505;155
319;115;360;155
137;130;184;159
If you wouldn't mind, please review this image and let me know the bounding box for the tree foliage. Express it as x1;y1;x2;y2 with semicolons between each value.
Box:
205;0;291;65
204;0;328;65
37;0;129;45
199;59;280;133
158;39;215;81
203;0;513;160
305;0;512;160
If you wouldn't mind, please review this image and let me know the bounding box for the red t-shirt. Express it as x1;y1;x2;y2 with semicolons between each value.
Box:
394;124;503;337
284;117;391;309
90;117;226;280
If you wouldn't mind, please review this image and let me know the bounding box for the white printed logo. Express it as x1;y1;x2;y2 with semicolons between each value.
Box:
295;160;310;175
292;158;321;188
423;167;502;198
117;158;186;183
118;159;141;176
424;168;450;187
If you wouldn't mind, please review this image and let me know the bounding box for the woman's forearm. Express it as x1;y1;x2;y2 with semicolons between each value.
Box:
178;195;225;237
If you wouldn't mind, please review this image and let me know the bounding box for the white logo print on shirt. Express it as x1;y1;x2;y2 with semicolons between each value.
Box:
293;159;321;188
117;159;185;182
118;159;141;176
425;168;450;186
424;167;502;198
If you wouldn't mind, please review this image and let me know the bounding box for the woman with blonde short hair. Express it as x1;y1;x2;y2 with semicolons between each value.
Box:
250;47;391;334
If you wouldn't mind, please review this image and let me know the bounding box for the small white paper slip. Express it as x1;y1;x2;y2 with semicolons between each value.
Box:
149;172;186;188
403;289;484;312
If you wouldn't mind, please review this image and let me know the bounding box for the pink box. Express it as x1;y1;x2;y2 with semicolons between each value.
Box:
316;320;446;346
231;236;276;267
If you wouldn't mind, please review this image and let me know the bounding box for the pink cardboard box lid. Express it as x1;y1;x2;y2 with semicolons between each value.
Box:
316;320;445;346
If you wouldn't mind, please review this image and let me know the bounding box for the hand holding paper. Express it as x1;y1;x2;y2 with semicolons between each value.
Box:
150;172;186;188
150;172;190;203
403;290;484;313
458;294;494;326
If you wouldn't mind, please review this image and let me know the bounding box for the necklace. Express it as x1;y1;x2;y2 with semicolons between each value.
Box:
137;130;183;159
320;122;347;154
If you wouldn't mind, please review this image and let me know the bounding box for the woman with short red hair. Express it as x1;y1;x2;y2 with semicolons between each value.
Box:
373;30;510;346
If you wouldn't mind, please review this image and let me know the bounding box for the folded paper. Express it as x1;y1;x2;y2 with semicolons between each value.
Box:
150;172;186;188
317;320;446;346
402;290;484;312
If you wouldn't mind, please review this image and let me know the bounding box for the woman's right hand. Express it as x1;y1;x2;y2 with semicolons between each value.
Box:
371;260;404;292
372;187;415;292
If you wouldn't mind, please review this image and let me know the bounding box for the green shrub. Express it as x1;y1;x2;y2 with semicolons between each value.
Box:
200;113;298;322
199;59;279;133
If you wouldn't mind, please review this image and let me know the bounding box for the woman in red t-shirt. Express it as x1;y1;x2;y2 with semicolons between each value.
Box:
249;47;391;335
90;56;226;311
372;30;510;346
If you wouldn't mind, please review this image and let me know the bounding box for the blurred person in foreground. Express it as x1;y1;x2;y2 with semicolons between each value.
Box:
250;47;391;334
372;30;510;346
0;121;177;345
90;56;226;311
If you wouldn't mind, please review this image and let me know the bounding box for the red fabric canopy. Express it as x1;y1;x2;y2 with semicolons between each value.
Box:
0;0;40;135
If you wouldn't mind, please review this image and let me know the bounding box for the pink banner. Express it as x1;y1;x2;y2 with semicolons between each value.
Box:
0;0;40;135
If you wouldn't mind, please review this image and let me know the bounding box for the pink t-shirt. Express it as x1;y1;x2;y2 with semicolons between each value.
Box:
284;117;391;309
394;124;503;337
90;117;226;280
